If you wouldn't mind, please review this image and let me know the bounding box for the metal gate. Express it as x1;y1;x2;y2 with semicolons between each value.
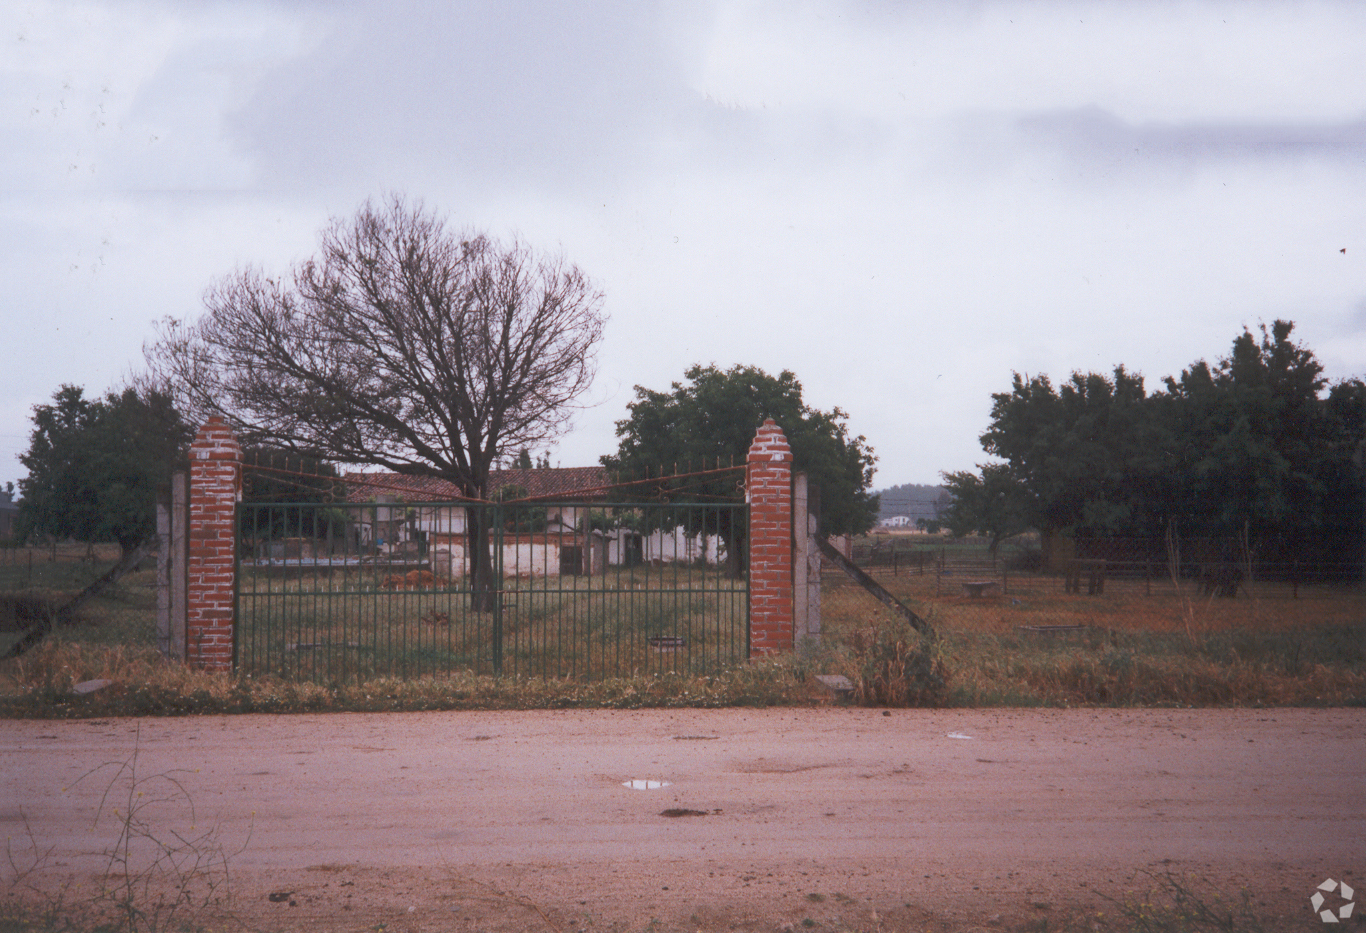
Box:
235;499;748;682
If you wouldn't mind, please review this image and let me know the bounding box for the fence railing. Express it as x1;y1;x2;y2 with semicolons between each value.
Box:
235;499;749;682
0;541;125;592
829;540;1363;637
848;535;1361;586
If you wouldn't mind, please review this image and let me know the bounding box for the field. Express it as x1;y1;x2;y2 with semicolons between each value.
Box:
820;571;1364;707
810;531;1365;707
236;565;748;682
0;537;1362;714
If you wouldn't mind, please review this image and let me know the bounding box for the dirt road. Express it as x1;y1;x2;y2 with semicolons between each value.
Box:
5;708;1363;931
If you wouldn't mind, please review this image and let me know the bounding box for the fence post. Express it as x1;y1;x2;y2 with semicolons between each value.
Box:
186;418;241;672
155;473;189;660
791;473;821;646
747;419;793;657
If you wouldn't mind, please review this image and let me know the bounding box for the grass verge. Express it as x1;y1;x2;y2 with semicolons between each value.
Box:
1;563;1362;717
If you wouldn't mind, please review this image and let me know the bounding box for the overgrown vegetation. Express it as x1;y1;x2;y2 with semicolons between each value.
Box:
1;545;1361;717
3;736;244;933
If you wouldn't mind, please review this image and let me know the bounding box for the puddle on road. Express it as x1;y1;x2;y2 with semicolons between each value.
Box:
622;779;672;790
946;732;974;740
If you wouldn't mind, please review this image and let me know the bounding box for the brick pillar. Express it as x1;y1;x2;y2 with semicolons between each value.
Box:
747;419;793;657
187;417;241;671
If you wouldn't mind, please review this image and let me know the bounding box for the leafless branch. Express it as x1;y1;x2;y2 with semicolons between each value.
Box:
143;194;606;498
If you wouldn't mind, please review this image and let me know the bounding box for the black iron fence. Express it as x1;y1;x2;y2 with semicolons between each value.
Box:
235;499;748;682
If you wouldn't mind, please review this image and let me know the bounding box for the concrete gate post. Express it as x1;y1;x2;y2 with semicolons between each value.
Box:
747;419;793;656
187;417;241;671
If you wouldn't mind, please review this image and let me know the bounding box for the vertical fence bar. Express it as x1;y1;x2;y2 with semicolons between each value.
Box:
232;500;241;673
492;504;503;676
232;494;750;684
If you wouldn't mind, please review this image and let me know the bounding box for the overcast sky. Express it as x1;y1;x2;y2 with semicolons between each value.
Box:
4;0;1364;491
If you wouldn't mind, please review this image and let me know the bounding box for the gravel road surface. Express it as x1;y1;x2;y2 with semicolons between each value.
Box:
5;707;1363;931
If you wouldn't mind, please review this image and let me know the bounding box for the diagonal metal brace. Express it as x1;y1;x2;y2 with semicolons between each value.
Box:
817;537;936;639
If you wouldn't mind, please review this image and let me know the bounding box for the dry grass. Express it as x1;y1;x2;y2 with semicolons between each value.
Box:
0;562;813;715
818;573;1365;707
235;565;748;682
1;640;821;717
0;551;1362;715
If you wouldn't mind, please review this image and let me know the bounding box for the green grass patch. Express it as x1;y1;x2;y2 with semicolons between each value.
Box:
235;565;748;682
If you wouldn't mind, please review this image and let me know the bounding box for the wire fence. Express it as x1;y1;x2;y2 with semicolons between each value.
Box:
0;541;125;592
835;536;1365;635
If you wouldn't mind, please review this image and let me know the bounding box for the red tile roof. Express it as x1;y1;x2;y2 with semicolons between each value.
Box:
343;467;611;503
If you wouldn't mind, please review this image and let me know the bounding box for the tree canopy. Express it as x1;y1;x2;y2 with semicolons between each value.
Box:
942;321;1364;563
603;364;879;537
939;464;1032;555
18;385;191;555
146;195;604;496
145;195;606;606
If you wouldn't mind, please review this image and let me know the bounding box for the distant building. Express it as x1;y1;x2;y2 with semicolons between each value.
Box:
873;485;952;530
331;467;729;577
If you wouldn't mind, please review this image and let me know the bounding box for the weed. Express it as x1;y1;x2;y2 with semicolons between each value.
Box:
1098;870;1270;933
2;730;248;932
1;546;1362;714
826;618;945;706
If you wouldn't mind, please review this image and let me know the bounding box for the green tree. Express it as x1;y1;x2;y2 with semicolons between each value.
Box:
1159;321;1338;555
18;385;191;556
979;365;1164;538
240;447;345;541
939;463;1033;556
955;320;1363;564
603;364;878;573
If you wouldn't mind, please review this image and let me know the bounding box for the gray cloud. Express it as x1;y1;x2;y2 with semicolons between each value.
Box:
1017;105;1366;172
227;2;693;197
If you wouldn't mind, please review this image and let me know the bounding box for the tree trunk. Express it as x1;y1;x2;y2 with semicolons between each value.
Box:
722;512;746;579
465;506;497;613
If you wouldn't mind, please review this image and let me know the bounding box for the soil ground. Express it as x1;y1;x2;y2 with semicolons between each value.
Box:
4;708;1364;931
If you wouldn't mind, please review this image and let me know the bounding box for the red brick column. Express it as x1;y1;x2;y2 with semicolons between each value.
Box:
747;419;793;657
187;417;241;671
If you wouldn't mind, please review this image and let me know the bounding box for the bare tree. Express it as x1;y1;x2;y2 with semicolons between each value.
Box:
146;195;606;608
